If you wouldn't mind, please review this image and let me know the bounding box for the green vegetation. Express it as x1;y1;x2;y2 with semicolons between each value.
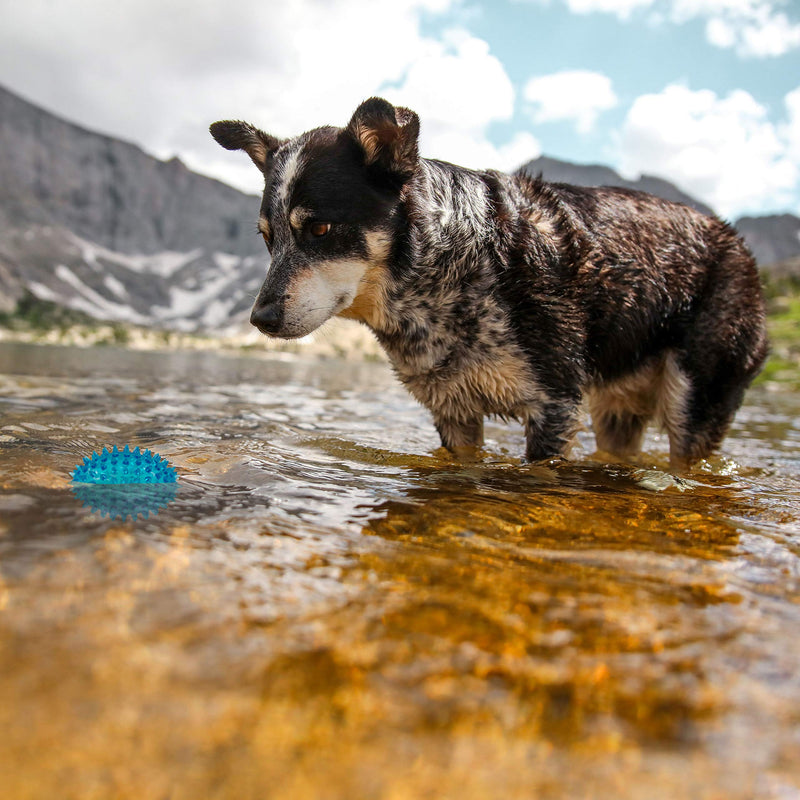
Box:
0;291;96;332
0;291;151;349
758;276;800;387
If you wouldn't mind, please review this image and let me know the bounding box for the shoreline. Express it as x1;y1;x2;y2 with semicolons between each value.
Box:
0;316;387;362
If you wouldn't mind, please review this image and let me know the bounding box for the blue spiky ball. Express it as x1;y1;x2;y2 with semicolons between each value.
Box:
72;445;177;484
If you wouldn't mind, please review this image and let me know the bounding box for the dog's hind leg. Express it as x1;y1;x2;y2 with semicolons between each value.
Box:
664;237;768;470
664;302;768;471
591;410;649;458
662;360;746;471
664;349;766;471
588;361;661;460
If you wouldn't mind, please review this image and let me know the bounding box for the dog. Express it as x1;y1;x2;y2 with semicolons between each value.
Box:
210;97;768;470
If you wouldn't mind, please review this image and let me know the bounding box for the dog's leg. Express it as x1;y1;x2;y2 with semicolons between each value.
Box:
664;244;768;470
435;416;484;449
524;402;581;462
591;411;649;458
434;415;484;454
664;381;744;471
665;331;766;471
663;366;751;471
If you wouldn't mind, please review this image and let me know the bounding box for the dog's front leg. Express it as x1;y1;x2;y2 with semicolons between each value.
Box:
434;415;485;456
524;402;580;462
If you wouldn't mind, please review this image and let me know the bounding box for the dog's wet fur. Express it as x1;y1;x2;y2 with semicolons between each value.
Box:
210;97;768;469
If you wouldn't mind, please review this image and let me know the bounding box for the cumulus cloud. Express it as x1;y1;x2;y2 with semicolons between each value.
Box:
522;70;618;133
784;86;800;161
619;84;798;217
532;0;800;57
563;0;654;20
383;30;541;170
670;0;800;57
0;0;531;193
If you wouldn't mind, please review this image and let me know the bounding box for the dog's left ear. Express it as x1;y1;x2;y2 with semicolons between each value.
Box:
209;120;285;173
346;98;419;182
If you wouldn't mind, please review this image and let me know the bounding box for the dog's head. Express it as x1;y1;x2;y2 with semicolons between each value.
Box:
210;98;419;338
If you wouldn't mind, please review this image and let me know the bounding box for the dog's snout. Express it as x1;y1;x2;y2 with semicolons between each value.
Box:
250;300;283;335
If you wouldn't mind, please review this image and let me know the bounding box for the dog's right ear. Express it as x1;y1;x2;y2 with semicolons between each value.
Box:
346;98;420;182
209;120;285;172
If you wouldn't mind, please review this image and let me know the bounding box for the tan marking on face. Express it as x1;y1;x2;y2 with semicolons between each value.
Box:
336;265;388;328
336;230;392;330
257;215;271;241
289;206;311;230
280;258;371;337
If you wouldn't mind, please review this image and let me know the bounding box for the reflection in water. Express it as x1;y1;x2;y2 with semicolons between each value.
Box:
1;342;800;799
71;481;179;520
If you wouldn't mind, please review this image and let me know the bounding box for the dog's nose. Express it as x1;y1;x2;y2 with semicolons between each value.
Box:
250;301;282;335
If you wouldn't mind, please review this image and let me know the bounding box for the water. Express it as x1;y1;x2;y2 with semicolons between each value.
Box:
1;341;799;799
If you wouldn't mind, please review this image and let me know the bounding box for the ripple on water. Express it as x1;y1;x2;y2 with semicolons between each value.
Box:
0;342;799;799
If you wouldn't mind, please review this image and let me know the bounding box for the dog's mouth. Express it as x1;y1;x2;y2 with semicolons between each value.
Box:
250;293;354;340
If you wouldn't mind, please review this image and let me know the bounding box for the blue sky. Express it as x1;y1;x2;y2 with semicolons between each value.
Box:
1;0;799;220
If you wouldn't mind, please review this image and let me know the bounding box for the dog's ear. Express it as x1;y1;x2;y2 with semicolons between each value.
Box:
346;98;419;181
209;120;285;172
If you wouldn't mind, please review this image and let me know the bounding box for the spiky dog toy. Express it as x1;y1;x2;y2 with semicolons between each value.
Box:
72;445;177;484
71;445;178;520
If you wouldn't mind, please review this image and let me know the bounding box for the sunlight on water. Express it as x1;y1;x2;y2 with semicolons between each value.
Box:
1;342;799;799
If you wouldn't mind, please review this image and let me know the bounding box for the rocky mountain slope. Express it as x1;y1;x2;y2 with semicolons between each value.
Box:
0;82;797;329
734;214;800;268
0;84;265;326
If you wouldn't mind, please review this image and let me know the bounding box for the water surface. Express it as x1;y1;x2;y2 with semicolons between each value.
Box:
1;341;799;799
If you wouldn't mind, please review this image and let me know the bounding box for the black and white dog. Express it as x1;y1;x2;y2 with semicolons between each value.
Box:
210;97;768;469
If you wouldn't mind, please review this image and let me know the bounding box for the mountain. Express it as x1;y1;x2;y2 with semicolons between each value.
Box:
0;83;798;328
519;156;800;272
0;83;265;325
517;155;716;217
734;214;800;269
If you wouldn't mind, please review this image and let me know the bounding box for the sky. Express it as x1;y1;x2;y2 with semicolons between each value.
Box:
0;0;799;220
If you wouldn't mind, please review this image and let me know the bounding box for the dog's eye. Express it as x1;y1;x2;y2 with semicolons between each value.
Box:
309;222;331;238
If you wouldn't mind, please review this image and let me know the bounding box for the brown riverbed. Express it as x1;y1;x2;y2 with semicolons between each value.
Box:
1;342;799;799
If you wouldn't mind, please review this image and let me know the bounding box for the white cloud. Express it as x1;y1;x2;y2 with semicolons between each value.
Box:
781;86;800;162
420;129;542;171
383;30;541;170
564;0;654;19
385;31;514;133
535;0;800;56
0;0;478;193
0;0;535;190
670;0;800;57
619;84;798;217
522;70;618;133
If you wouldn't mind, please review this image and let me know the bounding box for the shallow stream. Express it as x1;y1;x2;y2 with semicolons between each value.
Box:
1;341;799;799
